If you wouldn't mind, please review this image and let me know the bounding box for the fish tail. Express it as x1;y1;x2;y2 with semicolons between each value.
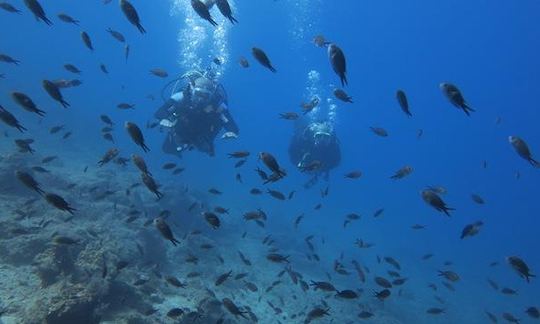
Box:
171;238;180;246
37;109;46;116
43;17;53;26
67;207;76;215
269;65;277;73
61;100;70;108
443;207;454;217
137;24;146;34
210;18;218;27
17;125;27;133
142;143;150;153
229;16;238;24
529;158;540;168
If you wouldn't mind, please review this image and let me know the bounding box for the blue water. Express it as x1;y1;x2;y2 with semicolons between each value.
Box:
1;0;539;323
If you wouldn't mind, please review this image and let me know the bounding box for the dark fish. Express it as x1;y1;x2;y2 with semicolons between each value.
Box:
374;276;392;289
81;31;94;51
44;193;76;214
98;148;119;167
124;44;130;62
373;208;385;218
306;307;330;322
461;221;483;239
57;13;79;25
228;151;250;158
0;105;26;132
396;90;412;117
154;217;180;246
64;64;81;74
62;131;72;140
509;136;539;167
141;173;162;199
426;308;445;315
373;289;391;301
438;270;460;282
216;0;237;24
267;253;289;263
149;68;168;78
252;47;276;72
120;0;145;33
103;133;114;143
239;57;249;68
485;311;497;323
440;83;474;116
15;171;44;195
390;166;413;180
370;126;388;137
23;0;52;25
471;194;485;204
0;53;20;65
333;89;353;103
106;28;125;43
166;308;184;318
502;313;520;323
310;280;336;292
0;2;21;14
165;276;186;288
125;122;149;152
42;80;70;108
259;152;286;177
53;236;79;245
203;212;220;229
336;290;358;299
215;270;232;286
191;0;217;26
267;189;286;200
100;64;108;74
507;256;535;283
41;155;57;163
222;298;248;319
117;103;135;109
15;139;34;153
422;190;454;216
358;311;374;319
526;306;540;319
328;43;347;86
279;112;299;120
344;171;362;179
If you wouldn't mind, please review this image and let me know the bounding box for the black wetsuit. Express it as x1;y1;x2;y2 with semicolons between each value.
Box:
155;88;239;157
288;122;341;181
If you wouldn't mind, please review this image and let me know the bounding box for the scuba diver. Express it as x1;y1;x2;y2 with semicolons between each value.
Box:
288;119;341;187
154;70;239;157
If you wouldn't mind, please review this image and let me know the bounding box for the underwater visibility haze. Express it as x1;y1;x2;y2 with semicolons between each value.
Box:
0;0;539;323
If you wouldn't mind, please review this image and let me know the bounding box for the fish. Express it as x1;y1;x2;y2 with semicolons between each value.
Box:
507;256;535;282
120;0;146;34
215;270;232;286
0;53;20;65
239;57;249;68
154;217;180;246
81;31;94;51
150;68;168;78
191;0;218;26
222;298;248;319
106;28;125;43
141;173;163;199
252;47;276;72
390;166;413;180
57;13;79;25
125;122;149;152
44;193;76;214
23;0;52;25
215;0;237;24
344;171;362;179
0;105;27;132
0;2;21;14
259;152;286;178
15;171;44;196
328;43;347;86
509;136;539;167
64;64;81;74
461;221;483;239
370;127;388;137
279;112;299;120
421;190;454;216
100;64;108;74
333;89;353;103
440;82;475;116
98;148;119;167
202;212;221;229
396;90;412;117
471;194;485;204
42;80;70;108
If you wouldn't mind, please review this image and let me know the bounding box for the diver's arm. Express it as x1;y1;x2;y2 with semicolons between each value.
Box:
154;92;185;122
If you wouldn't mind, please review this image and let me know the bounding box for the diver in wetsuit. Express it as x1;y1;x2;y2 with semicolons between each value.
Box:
155;70;239;157
288;120;341;187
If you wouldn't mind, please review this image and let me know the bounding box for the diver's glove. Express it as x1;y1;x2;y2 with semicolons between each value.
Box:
221;132;238;140
160;119;177;128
